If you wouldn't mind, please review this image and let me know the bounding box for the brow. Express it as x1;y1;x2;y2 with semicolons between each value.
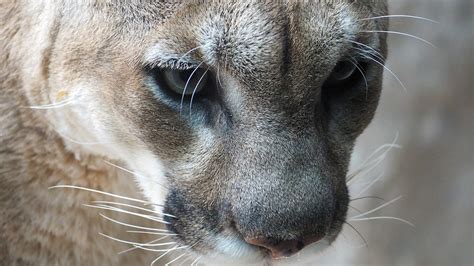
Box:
143;44;202;69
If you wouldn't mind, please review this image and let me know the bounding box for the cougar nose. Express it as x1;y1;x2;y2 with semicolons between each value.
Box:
245;235;323;259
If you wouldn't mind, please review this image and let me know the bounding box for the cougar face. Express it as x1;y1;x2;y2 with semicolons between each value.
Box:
29;0;388;263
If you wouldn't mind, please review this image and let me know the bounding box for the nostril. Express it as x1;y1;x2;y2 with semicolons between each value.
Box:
245;236;321;259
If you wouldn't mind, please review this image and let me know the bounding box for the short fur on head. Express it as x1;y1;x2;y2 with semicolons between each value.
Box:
0;0;388;265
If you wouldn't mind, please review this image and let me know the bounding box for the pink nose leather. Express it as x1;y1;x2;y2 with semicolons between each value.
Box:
245;236;322;259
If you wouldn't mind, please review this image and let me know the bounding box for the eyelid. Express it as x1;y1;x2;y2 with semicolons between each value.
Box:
144;42;202;69
144;59;201;71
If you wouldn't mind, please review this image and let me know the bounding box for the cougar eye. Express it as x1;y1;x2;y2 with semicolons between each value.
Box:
327;60;358;83
150;67;213;98
321;59;368;105
322;59;369;95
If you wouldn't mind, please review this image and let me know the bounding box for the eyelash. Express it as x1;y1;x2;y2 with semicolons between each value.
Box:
146;59;200;72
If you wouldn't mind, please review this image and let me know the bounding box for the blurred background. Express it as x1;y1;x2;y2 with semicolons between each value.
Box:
316;0;473;265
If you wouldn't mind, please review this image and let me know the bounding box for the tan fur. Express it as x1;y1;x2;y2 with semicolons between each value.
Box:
0;1;161;265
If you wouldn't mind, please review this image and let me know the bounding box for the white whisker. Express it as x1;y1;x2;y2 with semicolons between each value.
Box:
140;245;189;253
350;196;402;220
49;185;151;204
359;15;439;24
104;160;147;179
189;67;210;115
348;57;369;98
99;213;169;232
343;222;368;247
126;230;176;236
100;232;176;247
119;236;170;255
361;30;436;48
25;98;76;110
347;156;385;185
84;204;169;224
361;54;408;93
104;160;168;189
216;63;224;88
347;39;385;62
165;253;187;266
347;133;400;184
353;172;384;198
352;45;385;63
150;245;179;266
358;145;398;170
360;133;401;167
180;61;204;113
351;196;386;202
191;255;202;266
177;46;203;64
94;200;157;213
178;255;193;266
350;216;415;227
103;160;168;189
93;200;175;218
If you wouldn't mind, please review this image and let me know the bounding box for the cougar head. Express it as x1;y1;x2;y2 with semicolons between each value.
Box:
26;0;388;263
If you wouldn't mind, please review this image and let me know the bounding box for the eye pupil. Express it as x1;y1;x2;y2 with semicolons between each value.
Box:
179;70;193;80
321;59;368;98
330;60;357;81
159;67;210;97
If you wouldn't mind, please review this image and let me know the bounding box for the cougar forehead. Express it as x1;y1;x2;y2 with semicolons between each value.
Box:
30;0;388;263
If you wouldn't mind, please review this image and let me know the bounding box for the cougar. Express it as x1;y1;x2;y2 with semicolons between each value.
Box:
0;0;389;265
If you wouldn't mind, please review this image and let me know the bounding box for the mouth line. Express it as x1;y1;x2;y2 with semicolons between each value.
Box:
171;230;336;264
161;227;343;266
163;196;348;262
164;216;346;261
